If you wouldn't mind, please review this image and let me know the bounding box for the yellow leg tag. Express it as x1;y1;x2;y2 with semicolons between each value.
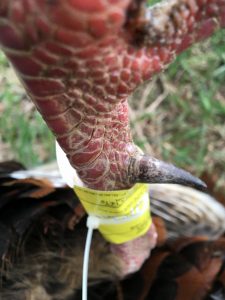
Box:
74;183;151;244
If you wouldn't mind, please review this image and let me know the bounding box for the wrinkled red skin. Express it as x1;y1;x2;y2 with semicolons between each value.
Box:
0;0;224;190
0;0;224;276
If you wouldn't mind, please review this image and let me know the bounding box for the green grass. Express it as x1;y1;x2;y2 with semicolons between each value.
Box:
130;29;225;190
0;54;55;166
148;0;161;5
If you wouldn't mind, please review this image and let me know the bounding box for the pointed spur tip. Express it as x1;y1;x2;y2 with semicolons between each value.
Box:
130;155;207;192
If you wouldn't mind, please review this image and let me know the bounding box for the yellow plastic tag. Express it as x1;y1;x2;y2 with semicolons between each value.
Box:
74;183;151;244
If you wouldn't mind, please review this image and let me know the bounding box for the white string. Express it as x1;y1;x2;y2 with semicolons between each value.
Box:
82;216;100;300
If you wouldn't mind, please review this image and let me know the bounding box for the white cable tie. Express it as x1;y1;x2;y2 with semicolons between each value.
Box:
82;216;100;300
87;215;101;229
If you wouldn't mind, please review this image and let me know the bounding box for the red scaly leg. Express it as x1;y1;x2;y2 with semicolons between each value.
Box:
0;0;223;189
